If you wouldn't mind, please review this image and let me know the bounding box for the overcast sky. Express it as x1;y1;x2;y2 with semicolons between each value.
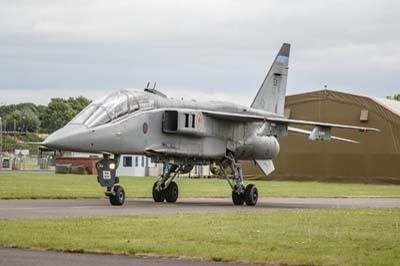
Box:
1;0;399;105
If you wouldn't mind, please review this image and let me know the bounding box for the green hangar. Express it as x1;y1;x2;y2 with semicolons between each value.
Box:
242;89;400;184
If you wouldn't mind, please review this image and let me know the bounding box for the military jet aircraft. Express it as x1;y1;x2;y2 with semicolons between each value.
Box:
42;43;379;206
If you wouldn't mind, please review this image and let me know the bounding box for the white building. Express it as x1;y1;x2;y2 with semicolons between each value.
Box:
117;155;162;177
66;152;210;178
118;156;211;178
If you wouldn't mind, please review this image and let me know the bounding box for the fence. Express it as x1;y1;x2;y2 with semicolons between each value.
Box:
0;154;55;171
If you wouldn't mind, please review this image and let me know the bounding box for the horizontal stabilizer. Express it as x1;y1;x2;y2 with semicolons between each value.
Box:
288;126;359;144
269;117;380;132
255;159;275;176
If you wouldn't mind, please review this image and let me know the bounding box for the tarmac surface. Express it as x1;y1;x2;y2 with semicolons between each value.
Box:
0;248;259;266
1;197;399;219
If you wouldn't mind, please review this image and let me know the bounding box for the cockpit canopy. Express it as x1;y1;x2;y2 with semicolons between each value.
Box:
70;90;154;128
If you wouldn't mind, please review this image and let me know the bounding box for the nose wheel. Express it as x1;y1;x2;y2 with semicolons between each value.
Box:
108;185;125;206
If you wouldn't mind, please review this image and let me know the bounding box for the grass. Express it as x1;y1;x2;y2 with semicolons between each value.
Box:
0;209;399;265
0;172;399;199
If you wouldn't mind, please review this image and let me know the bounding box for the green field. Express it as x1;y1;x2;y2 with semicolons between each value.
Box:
0;172;400;199
0;209;399;266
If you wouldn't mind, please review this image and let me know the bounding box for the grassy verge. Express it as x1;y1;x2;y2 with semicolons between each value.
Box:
0;209;399;265
0;172;399;199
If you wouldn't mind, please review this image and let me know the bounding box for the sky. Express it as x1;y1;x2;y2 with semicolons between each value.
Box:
0;0;399;105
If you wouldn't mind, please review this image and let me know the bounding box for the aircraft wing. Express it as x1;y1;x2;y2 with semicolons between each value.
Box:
288;126;359;143
202;110;265;122
202;110;379;132
203;110;378;142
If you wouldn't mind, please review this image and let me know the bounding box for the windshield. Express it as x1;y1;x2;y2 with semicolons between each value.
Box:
70;90;154;127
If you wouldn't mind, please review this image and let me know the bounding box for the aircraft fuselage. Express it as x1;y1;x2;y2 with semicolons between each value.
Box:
43;90;280;163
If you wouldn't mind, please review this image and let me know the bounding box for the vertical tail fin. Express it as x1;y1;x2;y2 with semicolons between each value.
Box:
251;43;290;115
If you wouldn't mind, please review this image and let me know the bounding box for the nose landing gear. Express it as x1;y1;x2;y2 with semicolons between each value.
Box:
96;155;125;206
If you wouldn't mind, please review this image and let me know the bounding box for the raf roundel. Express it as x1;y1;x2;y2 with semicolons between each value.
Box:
143;122;148;134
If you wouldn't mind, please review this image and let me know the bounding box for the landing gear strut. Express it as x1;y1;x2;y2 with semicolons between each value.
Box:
219;154;258;206
96;155;125;206
152;163;181;203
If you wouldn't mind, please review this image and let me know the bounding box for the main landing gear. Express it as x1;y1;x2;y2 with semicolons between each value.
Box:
96;155;125;206
152;164;181;203
153;156;259;206
219;154;258;206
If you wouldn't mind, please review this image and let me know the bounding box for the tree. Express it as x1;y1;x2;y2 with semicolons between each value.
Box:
68;96;91;115
16;103;40;116
5;108;40;132
40;98;76;133
0;104;17;118
387;94;400;101
22;108;41;132
0;96;91;134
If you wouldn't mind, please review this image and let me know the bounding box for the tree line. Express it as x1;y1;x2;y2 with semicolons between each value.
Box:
387;94;400;101
0;96;91;134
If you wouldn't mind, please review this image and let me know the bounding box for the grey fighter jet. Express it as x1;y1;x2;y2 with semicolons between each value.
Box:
42;43;378;206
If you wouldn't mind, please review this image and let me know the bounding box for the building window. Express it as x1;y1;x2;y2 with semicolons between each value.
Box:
146;157;149;167
141;156;144;167
123;156;132;167
192;114;195;128
360;110;369;122
135;156;138;167
184;113;189;128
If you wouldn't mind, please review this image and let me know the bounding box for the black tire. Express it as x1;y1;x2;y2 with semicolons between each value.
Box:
232;191;244;205
109;185;125;206
244;184;258;206
152;181;165;202
164;182;179;203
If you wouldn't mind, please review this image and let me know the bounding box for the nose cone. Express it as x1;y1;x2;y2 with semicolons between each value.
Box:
43;124;90;151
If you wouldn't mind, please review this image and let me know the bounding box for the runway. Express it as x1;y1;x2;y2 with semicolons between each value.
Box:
0;197;399;219
0;248;258;266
